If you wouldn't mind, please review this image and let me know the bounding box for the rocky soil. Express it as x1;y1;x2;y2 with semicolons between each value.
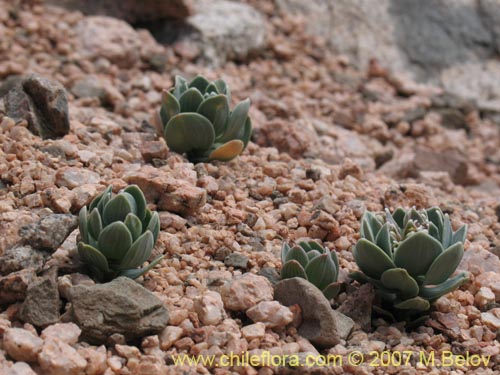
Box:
0;0;499;374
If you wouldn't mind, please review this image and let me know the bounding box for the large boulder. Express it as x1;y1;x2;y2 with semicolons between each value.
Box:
75;16;143;68
3;74;70;139
150;0;267;66
69;277;169;343
47;0;192;23
276;0;500;111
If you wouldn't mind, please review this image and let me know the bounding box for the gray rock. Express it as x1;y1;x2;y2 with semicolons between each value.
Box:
47;0;192;23
257;267;280;286
0;246;47;276
71;77;106;101
4;74;70;139
20;267;61;328
338;283;375;332
151;0;267;66
379;146;468;185
19;214;78;252
276;0;500;107
224;253;249;270
274;278;354;348
0;269;35;306
69;277;169;343
214;246;231;261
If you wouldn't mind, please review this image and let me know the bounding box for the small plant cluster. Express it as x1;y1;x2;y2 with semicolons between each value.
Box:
278;207;468;323
78;185;163;282
351;207;468;316
159;75;252;163
281;241;340;299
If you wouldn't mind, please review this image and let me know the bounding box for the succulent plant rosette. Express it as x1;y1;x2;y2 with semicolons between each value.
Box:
159;75;252;163
77;185;163;282
281;241;341;299
351;207;468;320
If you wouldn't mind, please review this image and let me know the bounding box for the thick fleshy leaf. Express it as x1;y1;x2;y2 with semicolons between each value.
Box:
124;214;142;241
160;90;180;126
240;117;252;148
214;79;230;103
442;215;453;248
322;282;341;299
419;272;468;301
360;212;376;241
97;222;133;260
393;232;443;277
428;222;441;242
208;140;244;161
392;208;406;228
380;268;419;300
424;243;464;285
285;245;309;268
198;94;229;136
329;250;339;272
146;211;160;243
426;207;444;235
281;243;291;264
79;206;89;243
179;88;204;112
102;192;137;225
164;113;215;154
219;99;250;143
120;255;164;279
188;75;210;92
394;297;430;311
353;239;396;279
281;260;307;279
307;250;322;260
96;190;111;214
89;186;112;212
204;82;219;96
376;223;392;256
308;241;325;253
298;242;312;251
123;185;147;221
119;231;154;269
78;242;109;273
305;254;337;290
173;75;188;100
88;208;103;239
452;225;467;245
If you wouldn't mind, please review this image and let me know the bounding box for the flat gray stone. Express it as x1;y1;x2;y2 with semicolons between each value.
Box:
274;278;354;348
69;277;169;344
20;267;61;328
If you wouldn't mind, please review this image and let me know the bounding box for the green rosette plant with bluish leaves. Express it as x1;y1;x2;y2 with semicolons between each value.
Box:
159;75;252;163
281;241;341;299
77;185;163;282
351;206;468;319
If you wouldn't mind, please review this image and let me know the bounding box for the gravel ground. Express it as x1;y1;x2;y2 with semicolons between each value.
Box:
0;1;499;374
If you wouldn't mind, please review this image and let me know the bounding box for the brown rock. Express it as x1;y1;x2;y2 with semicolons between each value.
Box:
0;269;35;306
4;74;70;139
76;16;142;68
221;273;273;311
3;328;43;362
38;338;87;375
338;283;375;331
246;301;293;328
55;167;100;189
